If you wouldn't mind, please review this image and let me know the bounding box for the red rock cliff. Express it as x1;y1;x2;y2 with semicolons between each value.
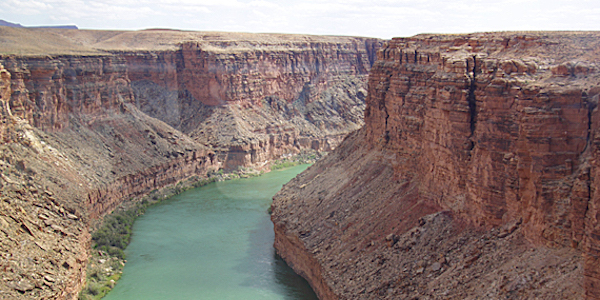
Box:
122;35;381;169
126;39;378;106
272;32;600;299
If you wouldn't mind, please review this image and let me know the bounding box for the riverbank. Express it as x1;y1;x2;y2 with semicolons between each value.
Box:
79;152;320;300
79;175;217;300
101;164;316;299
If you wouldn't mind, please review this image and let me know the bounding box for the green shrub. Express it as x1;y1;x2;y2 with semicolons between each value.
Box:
108;247;125;260
91;207;141;260
82;172;237;299
87;282;102;296
271;160;300;170
87;268;100;280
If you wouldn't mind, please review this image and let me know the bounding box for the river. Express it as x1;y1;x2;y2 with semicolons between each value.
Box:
103;165;318;300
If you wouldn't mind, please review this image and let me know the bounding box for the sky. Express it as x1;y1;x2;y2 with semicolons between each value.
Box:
1;0;599;39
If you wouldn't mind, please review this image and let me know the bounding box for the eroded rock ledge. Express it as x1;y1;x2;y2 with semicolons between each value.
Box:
272;32;600;299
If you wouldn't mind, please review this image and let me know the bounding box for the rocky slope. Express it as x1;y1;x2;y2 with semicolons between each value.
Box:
0;27;380;299
272;32;600;299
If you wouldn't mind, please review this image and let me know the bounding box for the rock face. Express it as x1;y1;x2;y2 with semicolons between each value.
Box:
0;28;380;299
272;32;600;299
124;36;380;169
0;63;13;142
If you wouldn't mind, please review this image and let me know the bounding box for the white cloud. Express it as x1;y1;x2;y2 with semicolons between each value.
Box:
158;4;211;14
155;0;245;7
2;0;53;15
248;0;279;8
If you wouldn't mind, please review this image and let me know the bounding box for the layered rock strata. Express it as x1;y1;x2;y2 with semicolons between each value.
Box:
123;37;380;169
272;32;600;299
0;27;381;170
0;28;380;299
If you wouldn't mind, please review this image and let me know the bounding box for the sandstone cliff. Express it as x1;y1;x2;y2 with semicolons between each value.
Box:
272;32;600;299
0;27;380;299
122;35;379;169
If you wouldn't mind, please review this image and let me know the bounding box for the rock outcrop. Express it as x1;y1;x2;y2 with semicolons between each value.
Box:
0;63;13;142
272;32;600;299
0;27;380;299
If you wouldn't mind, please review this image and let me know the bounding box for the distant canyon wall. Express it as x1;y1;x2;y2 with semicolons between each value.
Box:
126;40;379;107
0;34;381;211
0;55;133;132
124;38;381;169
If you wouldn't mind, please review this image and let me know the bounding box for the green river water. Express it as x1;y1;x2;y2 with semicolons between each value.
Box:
103;165;318;300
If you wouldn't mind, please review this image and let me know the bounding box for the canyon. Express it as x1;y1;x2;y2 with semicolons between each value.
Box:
271;32;600;299
0;26;380;299
3;25;600;300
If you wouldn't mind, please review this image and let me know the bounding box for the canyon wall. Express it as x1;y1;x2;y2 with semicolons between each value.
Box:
0;27;380;299
272;32;600;299
0;53;218;299
123;36;380;169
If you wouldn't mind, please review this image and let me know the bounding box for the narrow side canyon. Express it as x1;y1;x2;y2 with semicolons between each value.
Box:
0;27;380;299
272;32;600;299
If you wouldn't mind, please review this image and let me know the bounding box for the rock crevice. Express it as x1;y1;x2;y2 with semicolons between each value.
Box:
467;56;478;137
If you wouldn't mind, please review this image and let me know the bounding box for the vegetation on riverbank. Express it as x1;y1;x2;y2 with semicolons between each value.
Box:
271;152;322;170
79;152;320;300
78;176;216;300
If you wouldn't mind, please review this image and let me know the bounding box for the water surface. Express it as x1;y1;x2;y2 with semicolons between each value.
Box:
104;165;318;300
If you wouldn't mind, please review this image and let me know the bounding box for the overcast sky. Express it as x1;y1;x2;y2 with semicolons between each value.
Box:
1;0;598;39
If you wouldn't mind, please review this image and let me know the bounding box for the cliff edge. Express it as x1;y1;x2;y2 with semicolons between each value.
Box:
272;32;600;299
